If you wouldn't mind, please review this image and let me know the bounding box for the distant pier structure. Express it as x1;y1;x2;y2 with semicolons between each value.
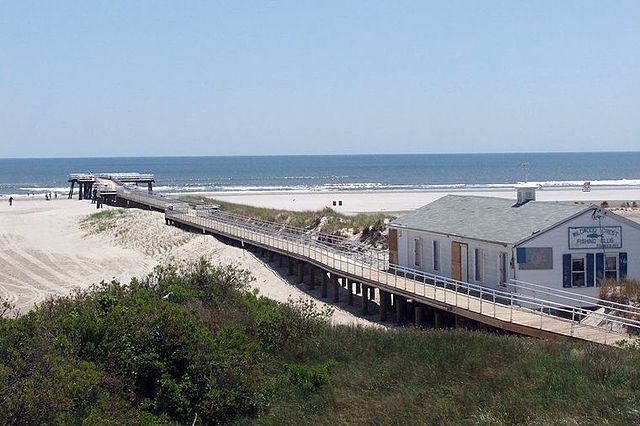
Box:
67;173;155;200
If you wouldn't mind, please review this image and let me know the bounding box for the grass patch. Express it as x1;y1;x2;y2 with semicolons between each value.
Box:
79;208;129;233
180;196;393;246
1;260;640;424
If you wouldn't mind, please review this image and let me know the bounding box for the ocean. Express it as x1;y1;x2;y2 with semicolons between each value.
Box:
0;152;639;196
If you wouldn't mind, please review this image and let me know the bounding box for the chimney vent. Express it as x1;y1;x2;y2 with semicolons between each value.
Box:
515;184;537;206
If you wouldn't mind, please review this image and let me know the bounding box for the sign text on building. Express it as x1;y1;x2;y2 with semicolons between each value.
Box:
568;226;622;249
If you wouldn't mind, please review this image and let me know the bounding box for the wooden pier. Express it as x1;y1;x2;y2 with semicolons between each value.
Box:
72;179;639;346
68;173;155;201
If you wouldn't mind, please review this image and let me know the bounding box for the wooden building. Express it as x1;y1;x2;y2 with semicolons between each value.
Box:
389;187;640;307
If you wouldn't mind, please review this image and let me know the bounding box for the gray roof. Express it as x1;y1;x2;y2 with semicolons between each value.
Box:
390;195;591;245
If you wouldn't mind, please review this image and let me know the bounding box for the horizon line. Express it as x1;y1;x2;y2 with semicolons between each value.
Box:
2;149;640;161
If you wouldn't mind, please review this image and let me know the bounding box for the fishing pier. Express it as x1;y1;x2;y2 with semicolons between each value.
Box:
71;174;640;347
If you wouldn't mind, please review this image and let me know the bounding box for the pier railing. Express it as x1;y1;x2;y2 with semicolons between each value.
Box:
116;188;185;211
165;208;640;345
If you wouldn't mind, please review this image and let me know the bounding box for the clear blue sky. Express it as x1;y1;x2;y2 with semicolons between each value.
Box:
1;1;638;158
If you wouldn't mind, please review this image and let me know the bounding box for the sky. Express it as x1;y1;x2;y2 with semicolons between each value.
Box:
1;1;639;158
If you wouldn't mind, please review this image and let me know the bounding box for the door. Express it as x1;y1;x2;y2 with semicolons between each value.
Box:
451;241;469;281
388;228;398;265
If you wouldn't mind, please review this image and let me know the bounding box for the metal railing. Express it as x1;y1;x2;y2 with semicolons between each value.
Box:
116;188;184;211
164;208;639;345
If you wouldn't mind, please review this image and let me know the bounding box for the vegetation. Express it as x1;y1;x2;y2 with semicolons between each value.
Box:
2;261;640;424
80;208;130;233
600;278;640;305
180;196;392;247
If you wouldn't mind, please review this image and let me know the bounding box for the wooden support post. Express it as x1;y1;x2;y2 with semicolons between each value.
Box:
68;181;75;199
287;258;294;276
297;262;304;284
347;279;354;306
355;282;361;294
268;251;274;263
361;284;369;314
434;310;442;329
148;182;153;192
332;275;340;303
415;303;424;327
309;267;316;290
379;290;388;322
369;286;376;301
321;272;328;298
396;296;405;325
78;183;83;200
278;255;284;268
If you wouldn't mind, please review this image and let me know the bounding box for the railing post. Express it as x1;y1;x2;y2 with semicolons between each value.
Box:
510;294;513;322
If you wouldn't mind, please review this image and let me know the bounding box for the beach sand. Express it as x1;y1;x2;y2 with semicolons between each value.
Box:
180;186;640;214
0;199;378;327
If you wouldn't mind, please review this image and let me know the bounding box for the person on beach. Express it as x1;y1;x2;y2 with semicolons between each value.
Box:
9;197;13;206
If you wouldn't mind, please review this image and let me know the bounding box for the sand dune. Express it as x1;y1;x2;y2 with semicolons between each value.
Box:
0;199;377;327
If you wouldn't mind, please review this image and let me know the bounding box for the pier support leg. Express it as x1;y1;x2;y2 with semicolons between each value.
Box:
268;251;274;263
379;290;388;322
287;258;294;276
355;282;361;294
297;262;305;284
278;255;284;268
415;303;424;327
68;182;75;199
396;297;405;325
332;275;340;303
78;183;83;200
347;279;354;306
369;287;376;301
434;310;442;329
148;182;153;192
309;267;316;290
321;272;328;299
361;285;369;315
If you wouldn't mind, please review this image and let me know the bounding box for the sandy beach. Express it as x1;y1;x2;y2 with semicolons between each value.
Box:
175;185;640;214
0;198;378;327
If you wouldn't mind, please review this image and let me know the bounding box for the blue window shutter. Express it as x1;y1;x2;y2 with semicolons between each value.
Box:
595;252;604;286
516;248;526;264
586;253;594;287
562;254;572;288
620;252;628;280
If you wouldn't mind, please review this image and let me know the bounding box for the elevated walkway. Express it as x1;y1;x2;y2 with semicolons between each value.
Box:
76;185;640;346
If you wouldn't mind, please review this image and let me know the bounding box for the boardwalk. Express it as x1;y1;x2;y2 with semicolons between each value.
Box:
164;208;637;346
101;185;640;346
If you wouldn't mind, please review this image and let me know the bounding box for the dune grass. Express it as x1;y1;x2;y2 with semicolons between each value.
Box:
180;195;393;236
79;208;129;233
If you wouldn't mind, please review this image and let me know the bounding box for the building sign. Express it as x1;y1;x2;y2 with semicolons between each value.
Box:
568;226;622;249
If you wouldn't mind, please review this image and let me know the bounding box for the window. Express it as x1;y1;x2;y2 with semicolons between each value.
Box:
605;255;618;280
572;256;586;287
474;248;483;282
414;238;422;267
433;240;440;271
